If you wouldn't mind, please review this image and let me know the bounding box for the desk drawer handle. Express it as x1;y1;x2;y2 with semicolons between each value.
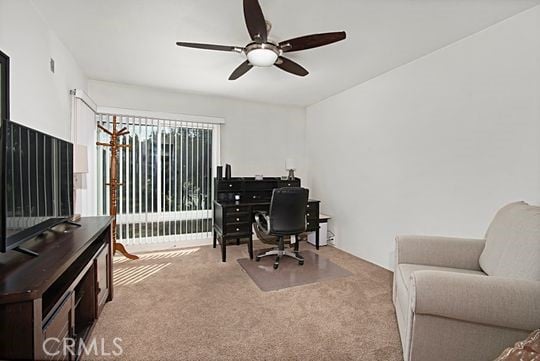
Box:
236;228;240;232
236;218;240;222
288;183;291;186
307;205;310;208
236;208;240;212
307;213;310;217
229;184;233;188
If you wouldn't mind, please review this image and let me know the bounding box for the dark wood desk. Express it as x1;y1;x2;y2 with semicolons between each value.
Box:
212;177;320;262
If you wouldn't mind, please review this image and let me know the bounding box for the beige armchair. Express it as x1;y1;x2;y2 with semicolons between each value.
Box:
393;202;540;361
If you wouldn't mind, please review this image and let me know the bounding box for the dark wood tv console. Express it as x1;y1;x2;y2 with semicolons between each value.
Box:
0;217;113;360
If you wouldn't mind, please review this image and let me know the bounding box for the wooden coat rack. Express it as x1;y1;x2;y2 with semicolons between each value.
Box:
97;115;139;260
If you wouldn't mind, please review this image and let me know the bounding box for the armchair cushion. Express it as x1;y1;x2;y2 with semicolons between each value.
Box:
398;264;485;291
480;202;540;281
396;235;485;270
411;270;540;331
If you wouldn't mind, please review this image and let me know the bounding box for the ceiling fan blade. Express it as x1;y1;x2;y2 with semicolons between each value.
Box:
229;61;253;80
279;31;346;53
176;42;243;53
243;0;267;43
275;57;309;77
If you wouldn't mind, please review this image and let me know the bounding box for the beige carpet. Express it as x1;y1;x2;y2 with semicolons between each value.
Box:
88;241;403;361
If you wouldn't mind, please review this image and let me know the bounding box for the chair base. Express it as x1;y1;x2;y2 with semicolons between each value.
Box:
256;249;304;269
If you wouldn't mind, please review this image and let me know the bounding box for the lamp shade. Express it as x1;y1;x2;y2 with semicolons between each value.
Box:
285;158;296;170
74;144;89;174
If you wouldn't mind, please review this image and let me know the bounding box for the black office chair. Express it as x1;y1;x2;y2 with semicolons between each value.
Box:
254;187;309;269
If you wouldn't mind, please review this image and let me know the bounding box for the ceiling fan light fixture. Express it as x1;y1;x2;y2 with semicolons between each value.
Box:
175;0;347;79
247;47;278;67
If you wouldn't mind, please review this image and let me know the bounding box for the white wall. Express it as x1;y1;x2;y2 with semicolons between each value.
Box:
88;80;307;180
0;0;87;141
306;6;540;269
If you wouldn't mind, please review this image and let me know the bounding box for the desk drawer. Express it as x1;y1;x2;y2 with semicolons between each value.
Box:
278;180;301;188
245;192;272;202
226;205;250;214
306;220;319;231
306;209;319;220
246;180;276;190
306;201;319;215
252;204;269;213
225;213;251;224
218;181;242;191
225;223;252;235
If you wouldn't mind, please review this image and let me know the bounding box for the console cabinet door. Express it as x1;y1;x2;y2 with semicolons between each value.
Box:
41;292;74;360
95;245;110;316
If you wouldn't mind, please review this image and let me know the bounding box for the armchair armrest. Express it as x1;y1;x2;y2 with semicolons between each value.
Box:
411;271;540;331
396;235;485;270
254;211;271;235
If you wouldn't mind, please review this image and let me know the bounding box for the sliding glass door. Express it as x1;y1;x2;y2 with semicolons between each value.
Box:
96;114;220;246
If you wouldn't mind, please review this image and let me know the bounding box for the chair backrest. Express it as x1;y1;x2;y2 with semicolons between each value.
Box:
268;187;309;236
479;201;540;281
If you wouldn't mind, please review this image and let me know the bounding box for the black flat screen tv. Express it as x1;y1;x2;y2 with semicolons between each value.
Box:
1;120;74;253
1;49;9;252
0;51;74;253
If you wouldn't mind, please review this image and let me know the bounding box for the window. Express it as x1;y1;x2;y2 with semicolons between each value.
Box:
96;114;220;246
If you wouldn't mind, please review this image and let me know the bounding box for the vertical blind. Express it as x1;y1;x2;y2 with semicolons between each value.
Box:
96;114;220;245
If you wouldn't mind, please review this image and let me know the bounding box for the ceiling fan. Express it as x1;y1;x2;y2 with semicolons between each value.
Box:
176;0;346;80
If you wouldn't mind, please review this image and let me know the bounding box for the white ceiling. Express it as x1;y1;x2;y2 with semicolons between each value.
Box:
33;0;540;107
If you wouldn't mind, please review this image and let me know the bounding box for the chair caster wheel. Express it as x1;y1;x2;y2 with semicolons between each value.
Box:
256;257;261;262
273;263;279;270
299;260;304;266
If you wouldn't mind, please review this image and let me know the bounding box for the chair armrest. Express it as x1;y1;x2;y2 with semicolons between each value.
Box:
411;270;540;331
254;211;271;235
396;235;485;270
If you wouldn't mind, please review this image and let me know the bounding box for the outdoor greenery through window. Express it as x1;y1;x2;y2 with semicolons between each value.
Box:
96;114;220;245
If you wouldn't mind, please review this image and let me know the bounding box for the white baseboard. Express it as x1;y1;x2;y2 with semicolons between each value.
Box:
121;238;213;254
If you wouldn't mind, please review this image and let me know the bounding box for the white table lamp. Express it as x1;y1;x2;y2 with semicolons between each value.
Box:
286;158;296;180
